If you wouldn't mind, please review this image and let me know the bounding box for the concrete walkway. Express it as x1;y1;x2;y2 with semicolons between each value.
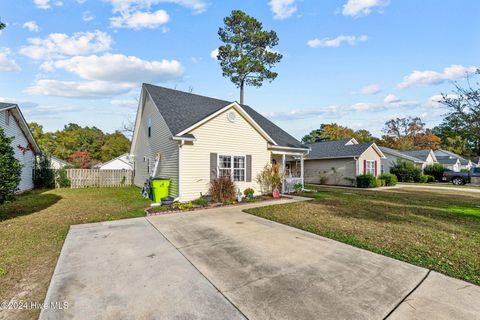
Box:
41;197;480;319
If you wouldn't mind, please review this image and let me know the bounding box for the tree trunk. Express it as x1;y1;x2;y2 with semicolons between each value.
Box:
240;80;244;105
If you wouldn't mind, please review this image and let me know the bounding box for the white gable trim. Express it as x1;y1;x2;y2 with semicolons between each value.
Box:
359;143;386;159
175;102;277;145
2;104;41;154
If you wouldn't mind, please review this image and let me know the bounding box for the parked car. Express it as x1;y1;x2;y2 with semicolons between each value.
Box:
442;167;480;185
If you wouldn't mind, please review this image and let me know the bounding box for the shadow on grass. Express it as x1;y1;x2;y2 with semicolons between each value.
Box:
0;189;62;221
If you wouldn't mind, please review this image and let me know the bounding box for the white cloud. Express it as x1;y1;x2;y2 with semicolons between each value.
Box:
359;83;381;95
426;94;459;108
307;35;368;48
110;9;169;29
398;64;478;89
384;94;400;103
23;21;39;32
269;0;297;20
107;0;207;14
111;99;138;107
41;53;184;83
33;0;63;9
25;79;136;98
210;48;219;60
0;49;21;72
82;11;95;21
342;0;389;17
19;31;112;60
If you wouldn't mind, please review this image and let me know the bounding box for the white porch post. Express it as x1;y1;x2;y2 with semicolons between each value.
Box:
282;153;286;194
300;154;304;189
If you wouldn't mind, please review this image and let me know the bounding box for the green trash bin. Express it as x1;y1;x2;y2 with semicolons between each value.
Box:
150;178;170;203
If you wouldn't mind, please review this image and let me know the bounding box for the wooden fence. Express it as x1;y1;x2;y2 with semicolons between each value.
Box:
65;169;133;188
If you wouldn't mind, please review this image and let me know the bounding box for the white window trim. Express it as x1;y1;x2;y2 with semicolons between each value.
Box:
217;154;246;182
366;160;375;175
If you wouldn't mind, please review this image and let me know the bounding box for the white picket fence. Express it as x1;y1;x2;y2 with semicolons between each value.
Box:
65;169;133;188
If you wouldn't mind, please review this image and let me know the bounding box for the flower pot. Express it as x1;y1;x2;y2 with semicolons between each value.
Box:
272;188;280;198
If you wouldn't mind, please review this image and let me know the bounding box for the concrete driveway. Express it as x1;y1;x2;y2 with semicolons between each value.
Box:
41;198;480;320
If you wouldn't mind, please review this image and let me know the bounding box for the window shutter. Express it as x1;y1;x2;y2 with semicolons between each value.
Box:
374;160;377;176
210;153;217;181
363;159;366;174
246;155;252;182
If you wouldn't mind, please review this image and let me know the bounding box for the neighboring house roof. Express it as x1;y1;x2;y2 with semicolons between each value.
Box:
50;155;71;166
379;146;425;163
0;102;41;154
434;149;472;166
437;157;460;165
401;149;435;162
143;84;307;149
94;153;133;169
306;139;384;160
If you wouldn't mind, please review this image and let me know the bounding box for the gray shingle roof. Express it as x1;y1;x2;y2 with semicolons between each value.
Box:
306;139;374;159
401;149;432;162
0;102;15;110
143;83;306;149
379;146;425;163
437;157;459;165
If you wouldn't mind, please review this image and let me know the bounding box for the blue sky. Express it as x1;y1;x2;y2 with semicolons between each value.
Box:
0;0;478;139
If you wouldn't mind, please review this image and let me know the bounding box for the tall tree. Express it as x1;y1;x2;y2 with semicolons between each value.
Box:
301;123;376;144
217;10;282;104
379;117;441;150
433;71;480;156
0;19;6;30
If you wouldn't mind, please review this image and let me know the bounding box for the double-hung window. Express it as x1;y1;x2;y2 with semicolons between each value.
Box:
218;155;245;182
365;160;375;175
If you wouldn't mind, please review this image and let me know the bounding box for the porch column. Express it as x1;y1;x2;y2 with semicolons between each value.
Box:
282;153;286;193
300;154;304;189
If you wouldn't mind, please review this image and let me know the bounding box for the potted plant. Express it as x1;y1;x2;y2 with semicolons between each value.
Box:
271;164;283;198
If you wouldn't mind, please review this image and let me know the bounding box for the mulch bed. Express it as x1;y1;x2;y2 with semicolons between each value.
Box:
145;195;291;216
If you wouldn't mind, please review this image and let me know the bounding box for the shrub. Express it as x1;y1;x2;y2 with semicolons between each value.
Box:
460;168;469;173
209;176;236;203
33;154;55;188
192;197;209;206
55;168;71;188
293;183;303;193
172;202;194;210
423;163;445;181
243;187;255;198
378;173;398;186
376;179;386;187
255;163;284;193
356;174;377;188
390;160;422;182
419;175;435;183
0;128;22;204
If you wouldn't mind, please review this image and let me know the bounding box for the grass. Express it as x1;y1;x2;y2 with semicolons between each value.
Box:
0;187;150;320
398;182;480;189
245;186;480;286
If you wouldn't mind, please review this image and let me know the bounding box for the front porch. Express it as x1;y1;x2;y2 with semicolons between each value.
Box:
271;152;305;193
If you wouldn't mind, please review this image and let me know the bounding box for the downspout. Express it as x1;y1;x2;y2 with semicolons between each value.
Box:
176;140;183;202
353;157;358;176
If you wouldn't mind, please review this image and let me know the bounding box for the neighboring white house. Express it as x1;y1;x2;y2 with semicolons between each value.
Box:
304;138;386;186
130;84;310;201
0;103;41;192
401;149;438;170
93;153;133;170
434;149;473;171
49;155;72;169
379;146;425;174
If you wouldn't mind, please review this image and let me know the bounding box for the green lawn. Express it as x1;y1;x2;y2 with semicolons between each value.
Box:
245;186;480;286
0;187;150;320
399;182;480;189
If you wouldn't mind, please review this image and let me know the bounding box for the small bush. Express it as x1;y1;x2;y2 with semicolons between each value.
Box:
0;127;22;204
423;163;445;181
293;183;303;193
390;160;422;182
192;197;209;206
243;187;255;198
356;174;377;188
378;173;398;186
209;176;236;203
255;164;283;193
172;202;194;210
419;175;435;183
33;154;55;188
55;168;71;188
376;179;386;187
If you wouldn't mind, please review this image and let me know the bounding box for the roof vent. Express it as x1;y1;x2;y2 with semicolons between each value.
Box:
227;111;236;123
